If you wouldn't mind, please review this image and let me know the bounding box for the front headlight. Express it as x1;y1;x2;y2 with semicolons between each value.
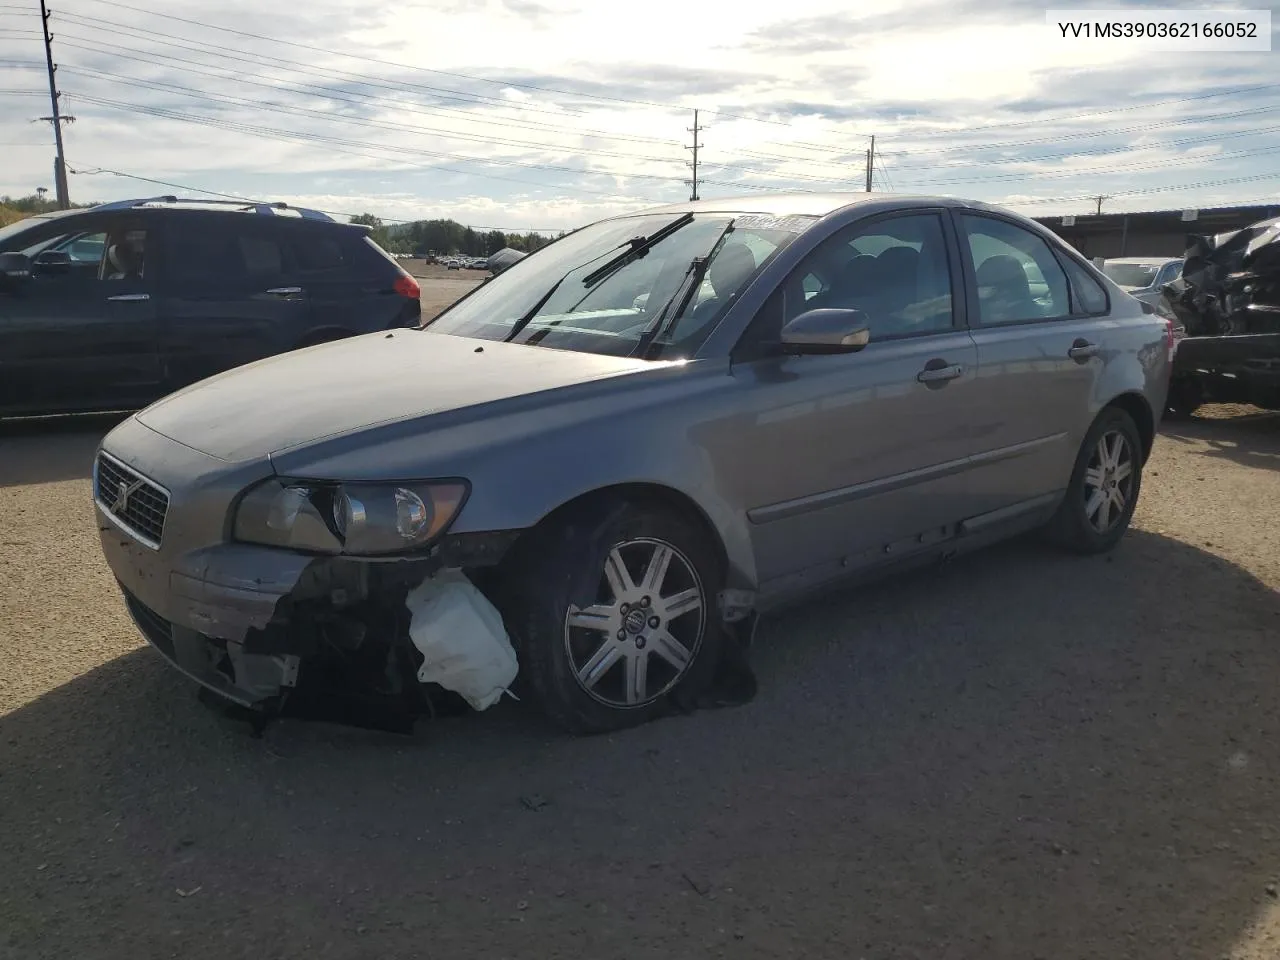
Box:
232;479;469;556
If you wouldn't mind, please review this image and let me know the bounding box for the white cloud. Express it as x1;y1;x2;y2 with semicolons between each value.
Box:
0;0;1276;230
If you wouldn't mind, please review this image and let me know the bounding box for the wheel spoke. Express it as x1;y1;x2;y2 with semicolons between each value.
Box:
1084;465;1105;489
1113;460;1132;482
650;629;692;671
567;603;615;633
624;651;647;704
1094;437;1112;471
661;587;702;620
604;547;634;601
1085;487;1107;524
578;642;623;689
639;543;672;595
1096;490;1113;530
1110;485;1128;514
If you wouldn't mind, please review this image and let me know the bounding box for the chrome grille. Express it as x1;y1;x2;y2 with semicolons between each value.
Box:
95;453;170;547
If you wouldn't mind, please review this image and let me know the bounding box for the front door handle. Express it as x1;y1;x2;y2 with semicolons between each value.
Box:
106;293;150;302
1068;339;1100;362
917;362;964;383
266;286;303;297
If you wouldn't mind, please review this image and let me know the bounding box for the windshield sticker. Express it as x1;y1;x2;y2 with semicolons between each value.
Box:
732;214;815;233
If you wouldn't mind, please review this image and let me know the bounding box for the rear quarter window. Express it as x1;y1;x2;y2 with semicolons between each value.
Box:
1058;255;1109;315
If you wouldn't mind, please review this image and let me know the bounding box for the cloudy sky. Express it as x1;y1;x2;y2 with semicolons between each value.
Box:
1;0;1277;231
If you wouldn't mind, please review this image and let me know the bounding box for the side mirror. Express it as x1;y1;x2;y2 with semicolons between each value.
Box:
0;251;32;283
32;249;72;274
779;308;871;355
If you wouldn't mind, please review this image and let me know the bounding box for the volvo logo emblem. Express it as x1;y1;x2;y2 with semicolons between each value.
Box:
111;478;143;515
624;608;647;635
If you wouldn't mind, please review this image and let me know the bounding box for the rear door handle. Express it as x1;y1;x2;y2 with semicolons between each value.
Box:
265;286;304;296
1068;339;1100;362
106;293;150;302
917;363;964;383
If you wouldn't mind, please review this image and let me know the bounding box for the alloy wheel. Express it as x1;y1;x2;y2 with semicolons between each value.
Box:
563;537;706;708
1082;429;1135;534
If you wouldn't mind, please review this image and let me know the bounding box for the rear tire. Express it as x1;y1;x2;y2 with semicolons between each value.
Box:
505;499;726;735
1045;407;1144;555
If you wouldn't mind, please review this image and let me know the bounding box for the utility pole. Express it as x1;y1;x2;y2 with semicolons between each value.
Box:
1093;194;1109;215
685;109;703;201
864;135;876;192
39;0;71;208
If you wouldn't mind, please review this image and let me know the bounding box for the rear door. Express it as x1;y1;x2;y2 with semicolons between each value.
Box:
274;222;420;335
953;211;1113;516
0;214;162;414
158;214;312;391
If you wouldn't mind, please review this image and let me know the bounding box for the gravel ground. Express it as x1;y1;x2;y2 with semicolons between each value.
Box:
1;403;1278;960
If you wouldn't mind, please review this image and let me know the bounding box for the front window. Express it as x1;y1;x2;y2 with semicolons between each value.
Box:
1102;262;1161;289
425;212;812;359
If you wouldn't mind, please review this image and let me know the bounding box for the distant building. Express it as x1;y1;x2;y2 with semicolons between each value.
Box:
1034;203;1280;259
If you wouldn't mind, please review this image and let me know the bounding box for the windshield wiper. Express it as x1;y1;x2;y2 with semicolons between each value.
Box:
632;221;735;359
633;255;712;360
580;212;694;289
501;272;569;344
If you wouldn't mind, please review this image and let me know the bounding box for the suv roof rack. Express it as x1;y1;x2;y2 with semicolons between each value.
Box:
91;196;336;222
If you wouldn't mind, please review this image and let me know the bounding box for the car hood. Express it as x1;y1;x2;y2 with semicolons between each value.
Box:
136;330;654;462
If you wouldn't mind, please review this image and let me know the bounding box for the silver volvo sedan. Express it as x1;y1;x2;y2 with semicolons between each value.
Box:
93;192;1174;734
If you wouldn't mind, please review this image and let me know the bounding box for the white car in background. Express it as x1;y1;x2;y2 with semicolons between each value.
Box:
1100;257;1184;306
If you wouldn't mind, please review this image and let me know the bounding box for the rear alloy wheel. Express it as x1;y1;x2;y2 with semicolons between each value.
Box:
508;502;724;734
1046;407;1144;554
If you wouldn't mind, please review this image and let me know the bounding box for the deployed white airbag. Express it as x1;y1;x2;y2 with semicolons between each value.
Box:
405;569;518;711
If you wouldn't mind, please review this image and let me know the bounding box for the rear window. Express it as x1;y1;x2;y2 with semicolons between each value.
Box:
289;234;347;274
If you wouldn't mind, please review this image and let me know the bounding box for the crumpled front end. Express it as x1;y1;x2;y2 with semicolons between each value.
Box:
96;416;520;726
1162;215;1280;410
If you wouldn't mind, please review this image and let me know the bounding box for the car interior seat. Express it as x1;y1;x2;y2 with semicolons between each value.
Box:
975;254;1035;323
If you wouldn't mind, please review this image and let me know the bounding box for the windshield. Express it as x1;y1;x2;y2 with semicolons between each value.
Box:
0;215;52;249
426;212;812;359
1103;262;1162;288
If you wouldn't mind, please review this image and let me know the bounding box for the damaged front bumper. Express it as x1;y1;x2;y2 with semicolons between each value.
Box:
96;418;518;713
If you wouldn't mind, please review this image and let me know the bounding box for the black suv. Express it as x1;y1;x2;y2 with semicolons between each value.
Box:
0;196;422;417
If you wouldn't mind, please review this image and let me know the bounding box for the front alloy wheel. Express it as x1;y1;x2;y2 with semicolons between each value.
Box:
564;538;706;708
509;501;725;734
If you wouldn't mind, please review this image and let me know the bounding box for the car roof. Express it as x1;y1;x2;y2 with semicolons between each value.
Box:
610;191;1051;227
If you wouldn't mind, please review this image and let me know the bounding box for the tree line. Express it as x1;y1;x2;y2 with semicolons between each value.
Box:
350;213;562;257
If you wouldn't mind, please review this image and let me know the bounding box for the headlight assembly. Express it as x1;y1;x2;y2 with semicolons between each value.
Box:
233;479;469;556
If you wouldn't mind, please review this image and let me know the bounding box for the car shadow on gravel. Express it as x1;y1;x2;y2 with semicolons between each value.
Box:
0;414;126;488
2;530;1279;959
1160;408;1280;472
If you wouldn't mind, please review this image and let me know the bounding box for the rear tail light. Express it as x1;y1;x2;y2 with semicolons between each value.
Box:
1164;316;1178;361
393;274;420;299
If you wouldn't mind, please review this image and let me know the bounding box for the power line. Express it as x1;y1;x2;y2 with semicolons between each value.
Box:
67;165;564;231
56;59;684;166
1011;172;1280;207
66;93;680;201
50;33;676;151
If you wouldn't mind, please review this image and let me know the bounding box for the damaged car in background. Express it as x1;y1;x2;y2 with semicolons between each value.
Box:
1161;215;1280;416
94;192;1172;735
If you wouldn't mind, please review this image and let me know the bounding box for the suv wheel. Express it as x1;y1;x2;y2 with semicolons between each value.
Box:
1046;407;1144;554
507;501;725;735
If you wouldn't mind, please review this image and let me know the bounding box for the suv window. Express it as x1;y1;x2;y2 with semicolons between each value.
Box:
782;213;955;341
289;233;347;274
959;215;1070;325
168;219;288;286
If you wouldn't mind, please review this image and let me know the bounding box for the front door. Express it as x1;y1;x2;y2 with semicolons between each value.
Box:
0;215;162;415
717;210;982;599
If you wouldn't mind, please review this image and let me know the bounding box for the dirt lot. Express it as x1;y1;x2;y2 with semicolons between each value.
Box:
2;336;1280;955
402;260;487;320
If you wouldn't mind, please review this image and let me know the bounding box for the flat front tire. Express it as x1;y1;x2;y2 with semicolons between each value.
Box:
507;501;725;735
1046;407;1144;554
